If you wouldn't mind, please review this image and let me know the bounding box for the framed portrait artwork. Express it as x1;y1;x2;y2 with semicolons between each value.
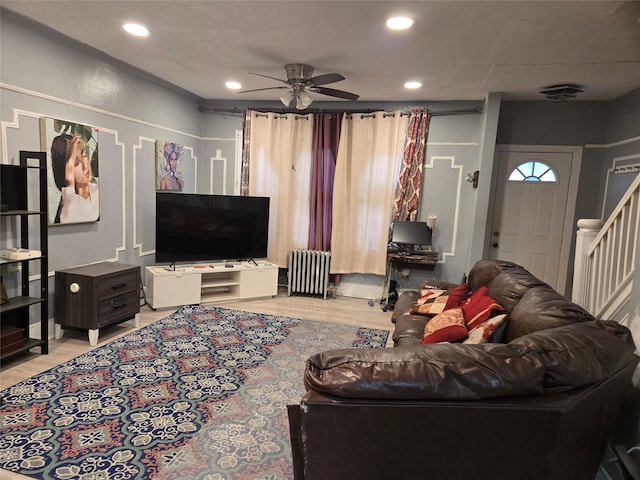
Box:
40;118;100;225
156;140;184;192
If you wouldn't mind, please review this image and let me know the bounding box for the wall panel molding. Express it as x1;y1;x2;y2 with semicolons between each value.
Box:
585;136;640;149
423;155;464;264
1;83;200;139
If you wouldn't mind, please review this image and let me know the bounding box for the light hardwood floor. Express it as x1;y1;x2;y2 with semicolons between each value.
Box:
0;291;394;479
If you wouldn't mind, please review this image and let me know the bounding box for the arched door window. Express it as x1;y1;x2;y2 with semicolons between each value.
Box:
508;160;557;182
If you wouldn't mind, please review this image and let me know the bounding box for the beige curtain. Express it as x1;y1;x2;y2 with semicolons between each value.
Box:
330;111;407;275
248;111;313;267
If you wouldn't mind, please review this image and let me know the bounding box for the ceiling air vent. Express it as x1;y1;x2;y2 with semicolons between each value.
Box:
539;84;584;102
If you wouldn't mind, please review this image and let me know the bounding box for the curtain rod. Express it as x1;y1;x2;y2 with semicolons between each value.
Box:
198;106;483;117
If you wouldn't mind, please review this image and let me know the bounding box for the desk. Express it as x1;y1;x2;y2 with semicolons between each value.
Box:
388;252;438;270
382;252;438;311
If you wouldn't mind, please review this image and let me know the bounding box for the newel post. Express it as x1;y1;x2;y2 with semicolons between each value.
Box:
572;219;604;309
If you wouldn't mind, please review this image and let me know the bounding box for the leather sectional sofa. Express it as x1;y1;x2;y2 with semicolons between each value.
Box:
287;260;639;480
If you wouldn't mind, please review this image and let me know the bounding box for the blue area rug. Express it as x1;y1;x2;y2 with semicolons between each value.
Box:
0;305;388;479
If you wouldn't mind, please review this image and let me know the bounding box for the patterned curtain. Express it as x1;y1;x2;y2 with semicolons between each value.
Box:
239;112;252;195
308;113;341;251
392;108;431;221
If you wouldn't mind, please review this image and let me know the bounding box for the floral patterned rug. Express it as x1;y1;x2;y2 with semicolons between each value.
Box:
0;305;389;479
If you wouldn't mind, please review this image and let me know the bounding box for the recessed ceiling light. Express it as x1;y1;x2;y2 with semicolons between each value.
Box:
225;81;242;90
404;81;422;90
122;23;149;37
386;16;414;30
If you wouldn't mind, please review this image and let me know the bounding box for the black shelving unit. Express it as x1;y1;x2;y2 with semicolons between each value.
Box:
0;151;49;361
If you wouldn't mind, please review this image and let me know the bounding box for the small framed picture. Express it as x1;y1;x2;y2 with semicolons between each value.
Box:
156;140;184;191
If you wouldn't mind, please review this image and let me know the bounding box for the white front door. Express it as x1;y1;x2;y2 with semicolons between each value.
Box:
490;146;581;293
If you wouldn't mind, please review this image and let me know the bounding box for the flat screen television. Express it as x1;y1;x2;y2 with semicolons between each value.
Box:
391;221;432;248
156;192;270;264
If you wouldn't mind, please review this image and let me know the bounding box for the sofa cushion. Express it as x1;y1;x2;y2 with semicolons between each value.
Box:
487;267;549;313
420;308;468;344
460;286;506;330
392;315;430;345
467;259;519;292
391;290;421;323
505;286;594;342
510;320;638;391
304;342;545;400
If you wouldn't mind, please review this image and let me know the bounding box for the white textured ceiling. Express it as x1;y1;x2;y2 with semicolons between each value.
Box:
2;0;640;102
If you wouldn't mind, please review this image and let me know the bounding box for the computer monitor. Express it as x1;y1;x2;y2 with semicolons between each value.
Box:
391;221;432;247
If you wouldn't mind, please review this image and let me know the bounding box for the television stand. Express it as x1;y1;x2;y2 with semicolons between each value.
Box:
144;260;278;310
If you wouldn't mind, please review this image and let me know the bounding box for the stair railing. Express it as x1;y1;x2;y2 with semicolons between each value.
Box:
573;173;640;319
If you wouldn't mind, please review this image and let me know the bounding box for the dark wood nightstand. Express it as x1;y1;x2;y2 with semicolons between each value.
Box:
54;262;141;346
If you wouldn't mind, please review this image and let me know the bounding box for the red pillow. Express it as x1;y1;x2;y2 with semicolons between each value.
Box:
461;286;505;330
446;283;469;307
411;284;469;317
420;308;468;344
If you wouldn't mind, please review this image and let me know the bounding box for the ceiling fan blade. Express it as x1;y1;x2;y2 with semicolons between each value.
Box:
249;72;290;84
309;72;345;86
238;86;288;93
315;86;359;101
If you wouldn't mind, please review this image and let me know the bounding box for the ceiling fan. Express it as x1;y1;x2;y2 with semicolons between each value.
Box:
239;64;359;109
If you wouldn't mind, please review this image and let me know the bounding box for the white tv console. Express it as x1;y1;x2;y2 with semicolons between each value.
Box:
145;261;278;310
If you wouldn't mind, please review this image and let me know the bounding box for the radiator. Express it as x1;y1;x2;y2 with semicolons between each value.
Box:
288;249;332;299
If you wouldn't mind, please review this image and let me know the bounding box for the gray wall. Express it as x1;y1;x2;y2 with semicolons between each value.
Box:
496;91;640;315
602;89;640;219
1;9;636;325
199;99;496;294
1;11;214;320
604;89;640;323
1;9;492;311
496;100;610;220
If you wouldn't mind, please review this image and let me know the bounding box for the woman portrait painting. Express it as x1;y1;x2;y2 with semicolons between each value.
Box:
42;118;100;225
51;134;100;224
157;141;183;191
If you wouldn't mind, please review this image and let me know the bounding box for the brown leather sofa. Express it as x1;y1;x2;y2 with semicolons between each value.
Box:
287;260;639;480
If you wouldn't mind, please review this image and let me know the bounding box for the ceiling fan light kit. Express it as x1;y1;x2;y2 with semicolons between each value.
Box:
280;91;294;107
240;63;360;109
296;90;313;109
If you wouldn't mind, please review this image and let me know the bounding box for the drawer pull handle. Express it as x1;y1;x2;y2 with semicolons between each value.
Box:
111;303;127;309
112;283;127;289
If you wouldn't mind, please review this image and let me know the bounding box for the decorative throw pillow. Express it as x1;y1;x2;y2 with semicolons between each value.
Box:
411;284;468;317
460;286;506;330
415;289;445;304
463;314;508;344
420;307;468;344
419;285;439;295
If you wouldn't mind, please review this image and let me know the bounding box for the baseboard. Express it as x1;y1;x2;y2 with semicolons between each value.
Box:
336;282;380;301
29;317;56;340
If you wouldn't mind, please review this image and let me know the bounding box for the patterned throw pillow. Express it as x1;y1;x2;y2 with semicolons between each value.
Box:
420;307;468;344
460;286;506;330
463;314;508;344
411;284;469;317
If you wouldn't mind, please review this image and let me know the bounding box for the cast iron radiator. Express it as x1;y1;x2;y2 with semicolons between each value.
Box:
287;249;332;299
